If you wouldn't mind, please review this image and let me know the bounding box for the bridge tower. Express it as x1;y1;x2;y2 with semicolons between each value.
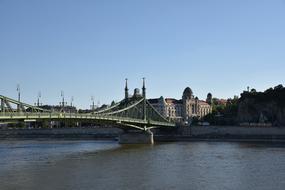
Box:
1;98;4;113
119;77;154;144
142;77;146;98
142;77;147;122
125;78;129;100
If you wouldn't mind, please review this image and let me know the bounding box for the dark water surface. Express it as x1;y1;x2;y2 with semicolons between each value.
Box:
0;140;285;190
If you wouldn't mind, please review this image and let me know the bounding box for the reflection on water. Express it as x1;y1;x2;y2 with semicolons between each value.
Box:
1;140;285;190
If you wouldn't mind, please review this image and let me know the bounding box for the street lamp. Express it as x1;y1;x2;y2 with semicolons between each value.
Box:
16;84;21;112
37;91;41;107
16;84;21;102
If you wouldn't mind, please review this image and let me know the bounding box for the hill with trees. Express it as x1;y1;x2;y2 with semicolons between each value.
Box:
203;84;285;126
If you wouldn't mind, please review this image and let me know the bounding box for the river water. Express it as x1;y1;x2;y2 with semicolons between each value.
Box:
0;140;285;190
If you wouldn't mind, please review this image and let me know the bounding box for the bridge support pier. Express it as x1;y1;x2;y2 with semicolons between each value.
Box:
119;130;154;144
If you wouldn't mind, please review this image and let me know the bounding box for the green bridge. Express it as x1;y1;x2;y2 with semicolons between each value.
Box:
0;80;176;143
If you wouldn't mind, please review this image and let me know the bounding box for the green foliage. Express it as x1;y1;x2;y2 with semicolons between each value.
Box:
240;84;285;107
205;84;285;126
204;96;239;125
212;98;221;107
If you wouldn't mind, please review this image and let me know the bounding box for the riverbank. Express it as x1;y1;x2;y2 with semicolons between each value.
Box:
160;126;285;143
1;126;285;143
0;127;121;140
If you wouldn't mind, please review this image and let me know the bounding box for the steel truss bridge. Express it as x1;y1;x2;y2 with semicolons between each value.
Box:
0;94;175;131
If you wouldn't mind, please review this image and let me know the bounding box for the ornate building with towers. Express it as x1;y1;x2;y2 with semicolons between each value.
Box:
148;87;212;123
123;80;212;123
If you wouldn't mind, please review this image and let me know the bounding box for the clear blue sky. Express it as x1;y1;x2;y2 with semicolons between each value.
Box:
1;0;284;108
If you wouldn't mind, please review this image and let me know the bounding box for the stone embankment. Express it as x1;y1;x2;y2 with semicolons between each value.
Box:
155;126;285;142
0;127;122;140
1;126;285;142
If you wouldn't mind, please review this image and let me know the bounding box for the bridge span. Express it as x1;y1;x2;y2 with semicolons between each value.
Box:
0;80;176;143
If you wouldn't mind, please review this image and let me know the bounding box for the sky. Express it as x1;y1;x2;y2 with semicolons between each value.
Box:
0;0;284;108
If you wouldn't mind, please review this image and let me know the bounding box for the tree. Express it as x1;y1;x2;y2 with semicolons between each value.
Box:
274;84;283;90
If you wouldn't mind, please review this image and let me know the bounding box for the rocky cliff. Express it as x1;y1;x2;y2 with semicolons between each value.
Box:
237;85;285;126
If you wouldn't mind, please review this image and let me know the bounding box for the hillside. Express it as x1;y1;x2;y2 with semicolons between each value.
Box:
238;85;285;126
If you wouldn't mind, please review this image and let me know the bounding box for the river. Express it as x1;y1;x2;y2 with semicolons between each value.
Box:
0;140;285;190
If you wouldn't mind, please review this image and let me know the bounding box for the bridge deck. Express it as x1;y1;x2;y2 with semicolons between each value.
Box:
0;112;175;128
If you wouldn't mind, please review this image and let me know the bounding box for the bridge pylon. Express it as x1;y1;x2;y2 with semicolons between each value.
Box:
142;77;147;123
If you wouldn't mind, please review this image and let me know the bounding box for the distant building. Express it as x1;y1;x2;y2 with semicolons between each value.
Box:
212;98;228;106
148;87;212;123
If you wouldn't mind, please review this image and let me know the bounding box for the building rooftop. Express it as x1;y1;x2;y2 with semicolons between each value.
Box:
183;87;193;98
198;100;210;105
165;98;182;104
